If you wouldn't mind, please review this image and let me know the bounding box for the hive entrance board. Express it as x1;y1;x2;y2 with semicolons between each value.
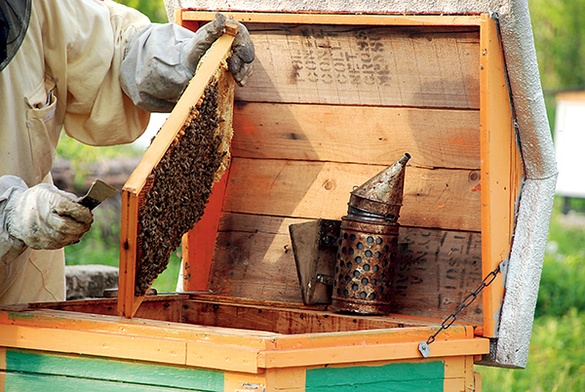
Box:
117;31;236;318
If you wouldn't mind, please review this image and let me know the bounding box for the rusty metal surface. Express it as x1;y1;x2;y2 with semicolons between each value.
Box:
332;218;399;315
348;153;410;221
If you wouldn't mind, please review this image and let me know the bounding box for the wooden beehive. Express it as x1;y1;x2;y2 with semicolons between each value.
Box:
179;12;522;339
0;11;529;391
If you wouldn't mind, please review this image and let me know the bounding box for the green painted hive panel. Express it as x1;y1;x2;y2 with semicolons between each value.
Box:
306;361;445;391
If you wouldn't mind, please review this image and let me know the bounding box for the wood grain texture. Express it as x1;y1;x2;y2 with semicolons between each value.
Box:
236;24;480;109
222;158;481;231
232;103;480;169
479;15;523;337
208;213;483;323
183;299;432;334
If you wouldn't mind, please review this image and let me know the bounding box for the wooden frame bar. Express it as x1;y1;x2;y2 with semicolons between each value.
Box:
479;14;523;337
181;10;484;27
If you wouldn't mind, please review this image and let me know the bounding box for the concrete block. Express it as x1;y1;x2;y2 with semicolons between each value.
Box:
65;265;118;300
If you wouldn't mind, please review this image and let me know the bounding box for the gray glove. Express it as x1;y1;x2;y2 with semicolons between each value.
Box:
5;184;93;250
121;13;255;113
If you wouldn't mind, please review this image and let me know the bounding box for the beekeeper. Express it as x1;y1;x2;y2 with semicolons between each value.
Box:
0;0;254;304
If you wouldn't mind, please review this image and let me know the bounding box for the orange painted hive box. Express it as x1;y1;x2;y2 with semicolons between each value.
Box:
0;12;527;391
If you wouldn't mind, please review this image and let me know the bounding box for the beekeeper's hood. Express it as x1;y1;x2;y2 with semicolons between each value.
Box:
0;0;31;72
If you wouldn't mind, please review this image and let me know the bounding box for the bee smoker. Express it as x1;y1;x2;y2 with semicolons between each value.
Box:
331;153;410;315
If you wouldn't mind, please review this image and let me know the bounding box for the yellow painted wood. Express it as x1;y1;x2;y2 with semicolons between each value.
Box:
443;356;466;379
186;341;260;373
465;355;476;391
265;368;306;392
257;338;489;368
479;15;522;337
0;325;186;365
443;378;467;391
475;371;483;392
255;325;471;351
443;355;477;391
224;371;268;392
2;308;275;347
0;347;5;390
0;307;487;375
182;11;484;27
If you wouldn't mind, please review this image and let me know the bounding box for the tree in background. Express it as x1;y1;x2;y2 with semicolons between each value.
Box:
530;0;585;91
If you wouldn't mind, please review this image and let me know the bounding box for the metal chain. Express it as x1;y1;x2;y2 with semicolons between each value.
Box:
418;263;502;358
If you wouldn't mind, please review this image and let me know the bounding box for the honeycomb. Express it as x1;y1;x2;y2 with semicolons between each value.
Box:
134;80;227;296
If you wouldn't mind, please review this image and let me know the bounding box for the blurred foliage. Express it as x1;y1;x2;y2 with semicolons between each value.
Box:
56;136;141;188
529;0;585;91
528;0;585;128
535;200;585;318
115;0;168;23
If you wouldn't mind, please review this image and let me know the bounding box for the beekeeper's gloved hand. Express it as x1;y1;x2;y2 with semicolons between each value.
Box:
121;13;255;113
5;184;93;250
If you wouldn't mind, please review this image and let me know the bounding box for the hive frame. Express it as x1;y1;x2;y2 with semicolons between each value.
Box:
118;30;236;318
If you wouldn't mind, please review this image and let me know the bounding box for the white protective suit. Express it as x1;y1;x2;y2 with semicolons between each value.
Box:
0;0;254;304
0;0;150;304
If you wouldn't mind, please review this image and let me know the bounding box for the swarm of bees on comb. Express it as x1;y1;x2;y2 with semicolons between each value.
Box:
134;78;229;296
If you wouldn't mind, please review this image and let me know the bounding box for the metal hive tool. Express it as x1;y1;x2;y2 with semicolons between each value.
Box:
118;29;237;318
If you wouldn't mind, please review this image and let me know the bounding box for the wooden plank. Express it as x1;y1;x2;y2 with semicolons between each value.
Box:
233;24;479;108
182;11;484;27
182;299;433;334
257;338;489;368
305;361;445;391
232;103;480;169
0;372;200;392
186;341;260;373
4;349;224;391
25;295;185;322
208;214;483;323
2;308;277;342
0;347;5;391
223;158;481;231
224;372;269;392
443;378;466;392
271;325;472;352
210;218;304;303
392;227;483;323
264;368;305;391
118;32;236;318
0;324;186;366
479;15;522;337
443;356;466;379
